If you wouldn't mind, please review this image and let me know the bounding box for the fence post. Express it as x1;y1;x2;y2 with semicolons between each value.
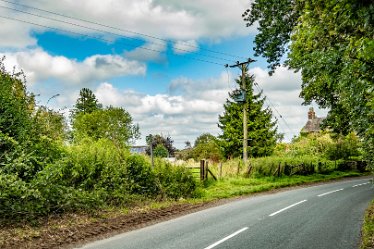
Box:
219;162;223;179
205;161;209;180
200;160;205;181
237;160;241;176
278;163;281;177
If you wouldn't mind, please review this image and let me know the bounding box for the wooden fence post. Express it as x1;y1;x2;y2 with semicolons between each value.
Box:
237;160;241;176
219;162;223;179
205;161;209;180
200;160;205;181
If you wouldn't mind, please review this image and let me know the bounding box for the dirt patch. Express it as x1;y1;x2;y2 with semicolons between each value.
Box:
1;175;370;249
0;201;221;249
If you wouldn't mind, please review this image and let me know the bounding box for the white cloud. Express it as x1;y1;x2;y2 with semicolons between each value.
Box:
249;66;329;141
90;75;231;147
173;40;198;54
124;41;167;62
0;0;253;50
1;49;146;85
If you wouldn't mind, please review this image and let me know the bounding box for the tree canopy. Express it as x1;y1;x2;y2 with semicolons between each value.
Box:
73;88;101;116
146;134;176;157
243;0;374;165
218;71;279;158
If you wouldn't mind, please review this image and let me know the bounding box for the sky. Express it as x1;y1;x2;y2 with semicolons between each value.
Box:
0;0;328;148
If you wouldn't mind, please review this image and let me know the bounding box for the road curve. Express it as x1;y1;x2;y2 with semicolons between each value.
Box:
77;177;373;249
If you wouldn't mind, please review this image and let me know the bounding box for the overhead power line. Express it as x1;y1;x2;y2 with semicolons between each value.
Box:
0;0;247;60
253;82;293;134
0;15;224;66
0;4;236;63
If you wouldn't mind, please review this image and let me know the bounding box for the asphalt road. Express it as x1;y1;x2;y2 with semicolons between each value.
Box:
78;177;373;249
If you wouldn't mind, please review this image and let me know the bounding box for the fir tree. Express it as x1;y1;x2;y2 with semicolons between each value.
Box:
218;71;278;158
74;88;101;115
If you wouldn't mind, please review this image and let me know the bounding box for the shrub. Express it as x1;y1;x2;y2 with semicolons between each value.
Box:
154;159;197;199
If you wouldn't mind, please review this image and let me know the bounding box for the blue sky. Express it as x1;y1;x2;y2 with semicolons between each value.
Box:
0;0;327;148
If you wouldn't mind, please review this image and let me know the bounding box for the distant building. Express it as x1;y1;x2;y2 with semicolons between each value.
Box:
301;107;325;134
130;146;148;154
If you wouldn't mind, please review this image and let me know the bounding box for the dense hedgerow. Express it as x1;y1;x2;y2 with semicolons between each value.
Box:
0;138;197;223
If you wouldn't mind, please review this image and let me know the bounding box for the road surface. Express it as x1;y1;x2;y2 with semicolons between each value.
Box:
78;177;373;249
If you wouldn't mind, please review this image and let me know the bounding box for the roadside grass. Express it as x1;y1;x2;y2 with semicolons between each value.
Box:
361;199;374;249
200;171;362;200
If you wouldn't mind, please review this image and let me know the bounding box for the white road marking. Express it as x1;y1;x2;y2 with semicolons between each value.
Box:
203;227;248;249
269;200;307;217
317;188;344;197
352;182;370;188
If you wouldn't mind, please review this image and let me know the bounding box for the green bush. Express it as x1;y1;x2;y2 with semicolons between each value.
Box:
154;159;197;199
125;154;159;196
249;155;337;177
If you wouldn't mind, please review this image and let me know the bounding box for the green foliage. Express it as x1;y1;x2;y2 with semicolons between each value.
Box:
72;106;140;147
153;144;169;158
243;0;299;73
275;132;363;161
218;72;278;158
146;134;176;157
72;88;101;115
361;200;374;249
243;0;374;166
0;59;197;224
154;159;197;199
0;57;33;143
0;58;66;182
192;133;223;162
33;106;67;141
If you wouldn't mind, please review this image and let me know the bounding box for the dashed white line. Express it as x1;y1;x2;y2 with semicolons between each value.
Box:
352;182;370;188
317;188;344;197
203;227;248;249
269;200;308;217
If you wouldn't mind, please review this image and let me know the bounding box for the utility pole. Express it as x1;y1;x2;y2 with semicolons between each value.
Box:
227;58;256;166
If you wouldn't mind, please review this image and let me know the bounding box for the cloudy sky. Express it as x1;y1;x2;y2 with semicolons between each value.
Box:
0;0;327;148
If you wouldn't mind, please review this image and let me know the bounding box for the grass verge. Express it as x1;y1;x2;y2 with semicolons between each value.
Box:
361;199;374;249
200;171;362;200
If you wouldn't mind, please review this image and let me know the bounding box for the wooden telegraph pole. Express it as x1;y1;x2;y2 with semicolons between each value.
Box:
227;58;256;166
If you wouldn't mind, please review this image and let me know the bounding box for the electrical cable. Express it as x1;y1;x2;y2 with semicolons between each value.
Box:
0;15;225;66
0;0;247;60
253;81;293;134
0;4;236;63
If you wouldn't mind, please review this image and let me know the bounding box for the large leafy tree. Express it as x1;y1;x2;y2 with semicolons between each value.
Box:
146;134;176;157
243;0;373;165
218;72;278;158
73;106;140;147
192;133;223;162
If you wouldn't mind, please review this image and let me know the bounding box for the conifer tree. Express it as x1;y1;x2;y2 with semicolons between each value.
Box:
74;88;101;115
218;71;278;158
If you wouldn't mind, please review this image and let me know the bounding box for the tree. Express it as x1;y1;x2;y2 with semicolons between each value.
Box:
218;72;278;158
73;106;140;147
34;106;67;141
0;58;65;180
185;141;192;149
73;88;101;116
192;133;223;162
243;0;374;165
153;144;169;158
0;57;34;143
146;134;176;157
